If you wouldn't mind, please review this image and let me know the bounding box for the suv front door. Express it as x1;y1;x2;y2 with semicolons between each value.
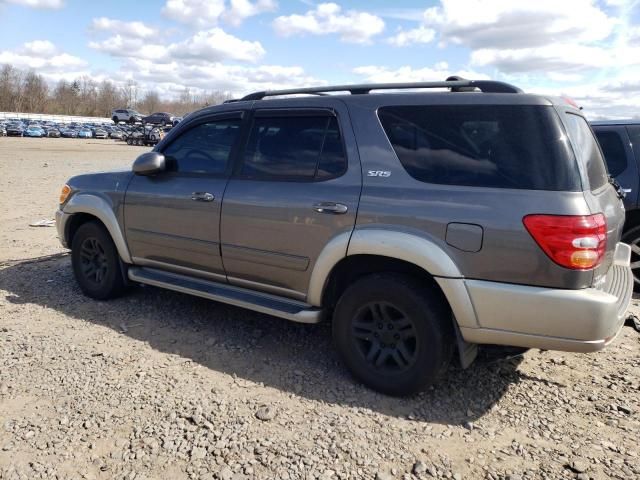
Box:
124;112;244;281
220;103;361;300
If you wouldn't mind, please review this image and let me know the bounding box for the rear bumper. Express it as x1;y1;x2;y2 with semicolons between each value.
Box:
458;242;633;352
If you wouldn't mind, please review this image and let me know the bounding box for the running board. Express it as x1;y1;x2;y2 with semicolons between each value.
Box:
128;267;322;324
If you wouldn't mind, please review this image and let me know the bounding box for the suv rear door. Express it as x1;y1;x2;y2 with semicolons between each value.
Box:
220;100;361;300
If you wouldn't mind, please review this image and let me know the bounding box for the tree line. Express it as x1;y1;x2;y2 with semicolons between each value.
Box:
0;64;233;118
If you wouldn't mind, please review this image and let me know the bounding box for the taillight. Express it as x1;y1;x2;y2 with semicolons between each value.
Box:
523;214;606;270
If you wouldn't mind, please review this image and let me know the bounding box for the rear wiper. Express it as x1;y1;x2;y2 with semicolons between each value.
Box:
609;175;626;199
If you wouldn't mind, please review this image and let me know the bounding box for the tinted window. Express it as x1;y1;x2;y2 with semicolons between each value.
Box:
241;115;346;180
163;119;241;174
594;130;627;177
378;105;580;191
564;114;608;190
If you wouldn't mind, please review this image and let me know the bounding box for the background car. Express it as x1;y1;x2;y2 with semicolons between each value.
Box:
591;119;640;288
6;123;24;136
92;128;108;139
142;112;175;126
109;129;124;140
48;128;61;138
60;128;78;138
24;125;45;138
112;109;142;124
78;128;92;139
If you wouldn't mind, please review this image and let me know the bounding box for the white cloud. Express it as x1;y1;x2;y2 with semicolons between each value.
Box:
223;0;277;26
273;2;384;44
168;28;265;63
161;0;276;28
353;63;489;83
162;0;225;27
90;28;265;64
116;58;322;98
0;40;86;73
424;0;614;49
471;44;614;73
387;26;435;47
3;0;63;8
91;17;156;39
89;35;167;61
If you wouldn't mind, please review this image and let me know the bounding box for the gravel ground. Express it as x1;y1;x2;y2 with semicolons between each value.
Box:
0;137;639;480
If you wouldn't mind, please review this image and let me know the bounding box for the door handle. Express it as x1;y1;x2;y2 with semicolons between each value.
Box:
191;192;215;202
313;202;348;214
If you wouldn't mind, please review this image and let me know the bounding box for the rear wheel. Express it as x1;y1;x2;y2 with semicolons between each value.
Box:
332;273;453;396
622;225;640;290
129;117;136;124
71;221;125;300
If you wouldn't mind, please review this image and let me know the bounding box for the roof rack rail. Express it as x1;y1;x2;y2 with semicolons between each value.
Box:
239;76;523;101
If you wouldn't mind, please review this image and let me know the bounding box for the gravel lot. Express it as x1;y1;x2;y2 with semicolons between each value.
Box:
1;137;639;480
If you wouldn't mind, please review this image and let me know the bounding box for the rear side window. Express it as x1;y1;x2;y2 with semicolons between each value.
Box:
378;105;580;191
563;113;608;190
594;130;627;177
241;115;346;180
163;119;241;174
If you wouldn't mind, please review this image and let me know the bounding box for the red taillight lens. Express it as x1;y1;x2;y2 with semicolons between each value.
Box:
523;214;606;270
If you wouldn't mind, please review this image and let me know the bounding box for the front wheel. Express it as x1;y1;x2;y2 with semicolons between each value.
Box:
71;221;125;300
332;273;453;396
622;225;640;291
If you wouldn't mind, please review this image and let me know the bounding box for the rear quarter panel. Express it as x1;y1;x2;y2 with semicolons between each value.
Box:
346;95;596;289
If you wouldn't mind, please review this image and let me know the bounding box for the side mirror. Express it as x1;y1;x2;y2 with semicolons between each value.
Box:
132;152;166;175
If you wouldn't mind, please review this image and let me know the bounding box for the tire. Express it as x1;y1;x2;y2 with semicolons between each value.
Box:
129;117;136;124
332;273;453;396
112;116;119;124
622;225;640;291
71;221;125;300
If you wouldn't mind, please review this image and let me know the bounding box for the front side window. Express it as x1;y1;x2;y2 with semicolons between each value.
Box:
378;105;580;191
241;114;346;180
564;113;608;190
594;130;627;177
163;119;241;174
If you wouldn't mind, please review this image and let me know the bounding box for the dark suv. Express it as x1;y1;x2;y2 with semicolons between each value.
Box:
591;120;640;287
56;78;633;395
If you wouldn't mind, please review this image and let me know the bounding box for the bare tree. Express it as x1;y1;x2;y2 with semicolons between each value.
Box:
139;90;160;114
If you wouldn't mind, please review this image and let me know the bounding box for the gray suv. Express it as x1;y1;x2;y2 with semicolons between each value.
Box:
56;78;633;395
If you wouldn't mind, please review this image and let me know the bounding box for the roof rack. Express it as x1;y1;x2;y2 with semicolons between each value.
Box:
238;76;523;101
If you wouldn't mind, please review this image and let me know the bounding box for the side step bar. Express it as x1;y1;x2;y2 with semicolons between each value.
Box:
128;267;322;324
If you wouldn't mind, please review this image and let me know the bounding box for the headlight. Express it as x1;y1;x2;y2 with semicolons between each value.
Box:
59;184;72;204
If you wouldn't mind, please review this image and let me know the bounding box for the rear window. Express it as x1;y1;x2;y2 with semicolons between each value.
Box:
378;105;580;191
563;113;608;190
594;130;627;177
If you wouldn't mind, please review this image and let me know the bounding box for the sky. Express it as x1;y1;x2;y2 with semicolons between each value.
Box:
0;0;639;119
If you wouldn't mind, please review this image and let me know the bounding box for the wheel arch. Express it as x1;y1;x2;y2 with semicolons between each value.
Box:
63;193;132;263
307;229;479;329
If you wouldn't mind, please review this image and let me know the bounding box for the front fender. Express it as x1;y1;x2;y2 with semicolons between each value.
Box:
62;193;132;263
